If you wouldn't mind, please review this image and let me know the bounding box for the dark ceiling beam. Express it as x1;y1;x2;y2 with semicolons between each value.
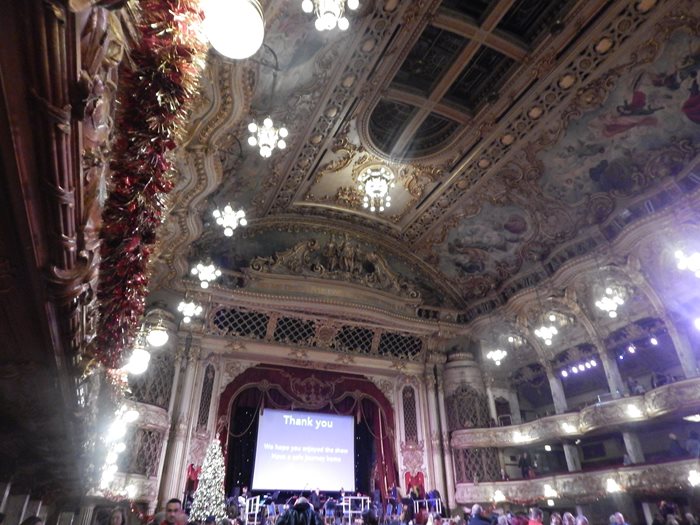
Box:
384;87;471;125
432;9;528;62
390;0;517;157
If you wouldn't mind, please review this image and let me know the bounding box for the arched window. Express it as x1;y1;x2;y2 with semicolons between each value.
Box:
197;364;215;430
445;384;491;430
402;385;418;441
127;351;175;409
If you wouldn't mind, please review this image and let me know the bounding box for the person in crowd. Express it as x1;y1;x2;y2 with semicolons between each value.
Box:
19;518;42;525
612;512;630;525
110;508;127;525
685;513;698;525
561;513;575;525
651;514;664;525
518;452;533;479
687;431;700;458
550;513;562;525
467;505;491;525
309;489;321;511
499;469;510;481
497;516;508;525
161;499;184;525
277;497;323;525
527;508;542;525
362;509;379;525
575;517;588;525
669;434;687;457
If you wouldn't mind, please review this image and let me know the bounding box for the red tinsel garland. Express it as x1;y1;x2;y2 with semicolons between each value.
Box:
94;0;206;367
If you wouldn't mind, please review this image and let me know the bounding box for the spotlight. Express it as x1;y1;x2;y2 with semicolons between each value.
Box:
578;364;585;371
544;445;552;452
585;362;591;369
561;370;568;378
628;344;636;354
590;359;597;367
650;336;658;346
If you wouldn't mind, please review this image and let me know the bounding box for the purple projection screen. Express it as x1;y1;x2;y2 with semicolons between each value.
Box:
251;408;355;491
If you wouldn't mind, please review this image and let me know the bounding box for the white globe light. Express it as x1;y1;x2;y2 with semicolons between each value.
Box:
248;122;258;133
347;0;359;9
203;0;265;60
263;117;273;128
248;136;258;146
146;324;168;347
315;17;325;31
302;0;313;13
338;17;349;30
124;348;150;375
240;218;248;226
123;409;140;423
277;139;286;149
224;227;233;237
279;127;288;138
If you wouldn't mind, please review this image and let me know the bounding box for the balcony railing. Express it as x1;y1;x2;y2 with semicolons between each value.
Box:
452;377;700;448
455;458;698;504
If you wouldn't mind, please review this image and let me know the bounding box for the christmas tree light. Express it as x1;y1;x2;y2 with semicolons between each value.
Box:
190;438;227;521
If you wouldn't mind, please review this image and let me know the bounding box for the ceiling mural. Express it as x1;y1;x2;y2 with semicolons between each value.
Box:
154;0;700;320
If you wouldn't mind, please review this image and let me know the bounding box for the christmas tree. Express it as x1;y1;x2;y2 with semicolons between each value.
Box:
190;438;227;521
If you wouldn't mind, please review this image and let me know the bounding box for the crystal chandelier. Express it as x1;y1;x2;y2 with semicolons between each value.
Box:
675;249;700;278
358;165;395;212
202;0;265;59
213;205;247;236
486;349;507;366
534;312;572;346
595;284;626;318
178;300;203;324
248;117;288;158
191;262;222;288
302;0;359;31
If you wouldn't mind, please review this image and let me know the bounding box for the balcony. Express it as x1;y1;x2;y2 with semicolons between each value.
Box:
451;377;700;448
454;458;697;504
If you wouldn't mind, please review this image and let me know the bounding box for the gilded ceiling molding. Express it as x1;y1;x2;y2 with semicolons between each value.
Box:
265;1;414;214
405;0;678;245
151;59;254;288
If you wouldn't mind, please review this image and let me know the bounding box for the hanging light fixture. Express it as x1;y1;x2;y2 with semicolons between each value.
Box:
191;262;222;288
248;117;288;158
202;0;265;60
595;283;626;318
301;0;359;31
213;204;247;236
486;349;507;366
675;249;700;278
145;317;169;347
178;300;204;324
358;165;395;212
123;344;150;376
534;311;573;346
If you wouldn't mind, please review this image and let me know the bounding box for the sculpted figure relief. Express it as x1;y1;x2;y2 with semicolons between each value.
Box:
249;236;420;299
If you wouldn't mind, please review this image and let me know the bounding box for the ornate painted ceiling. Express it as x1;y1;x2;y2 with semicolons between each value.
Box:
154;0;700;316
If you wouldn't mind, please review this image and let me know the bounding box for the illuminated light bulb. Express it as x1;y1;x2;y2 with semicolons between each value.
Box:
626;404;643;418
549;314;556;322
544;445;552;452
115;442;126;453
105;451;119;464
301;0;313;12
578;364;585;371
606;478;621;493
107;421;127;442
126;484;137;499
650;336;658;346
348;0;359;8
590;359;597;366
561;370;568;378
123;348;150;375
123;409;139;423
146;322;168;347
203;0;265;60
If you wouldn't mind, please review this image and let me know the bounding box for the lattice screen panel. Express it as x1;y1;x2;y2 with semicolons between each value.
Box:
446;384;491;430
197;364;215;430
127;352;175;409
378;332;423;360
211;307;269;339
274;317;316;346
402;386;418;442
118;428;164;477
333;326;373;354
453;447;500;483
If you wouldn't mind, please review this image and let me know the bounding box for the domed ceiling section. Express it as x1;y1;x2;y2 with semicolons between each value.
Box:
152;0;700;319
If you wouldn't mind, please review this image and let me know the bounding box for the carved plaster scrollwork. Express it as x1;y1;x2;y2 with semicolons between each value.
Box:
367;376;396;408
249;237;421;299
400;440;425;476
220;360;258;392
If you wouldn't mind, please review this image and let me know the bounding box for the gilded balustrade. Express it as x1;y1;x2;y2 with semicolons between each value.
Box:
452;377;700;448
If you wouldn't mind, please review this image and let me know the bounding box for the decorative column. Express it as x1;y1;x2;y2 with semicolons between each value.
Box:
562;444;581;471
435;364;456;511
544;364;568;414
424;359;446;501
663;317;699;379
25;500;42;519
484;382;498;422
622;431;645;464
159;334;201;507
595;341;627;398
0;481;11;512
